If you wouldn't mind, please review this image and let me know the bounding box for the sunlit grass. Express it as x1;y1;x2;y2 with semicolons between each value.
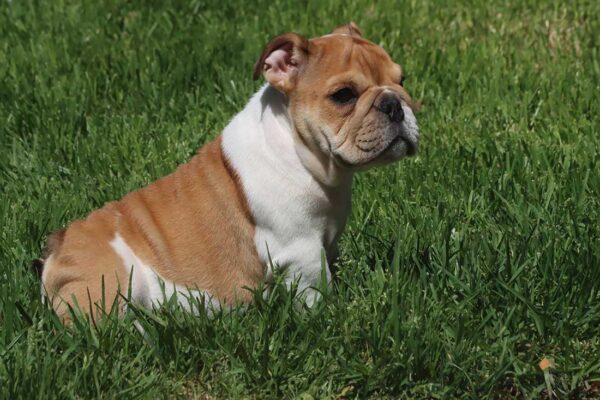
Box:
1;0;598;398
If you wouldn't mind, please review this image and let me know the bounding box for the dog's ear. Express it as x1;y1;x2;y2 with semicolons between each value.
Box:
253;32;309;94
332;22;363;37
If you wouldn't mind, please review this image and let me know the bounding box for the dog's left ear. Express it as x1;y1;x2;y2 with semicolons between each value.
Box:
332;22;363;37
253;32;309;94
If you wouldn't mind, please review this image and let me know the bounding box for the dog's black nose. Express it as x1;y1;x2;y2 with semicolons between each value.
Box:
377;95;404;123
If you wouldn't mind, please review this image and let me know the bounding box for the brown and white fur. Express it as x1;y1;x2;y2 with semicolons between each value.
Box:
39;23;420;323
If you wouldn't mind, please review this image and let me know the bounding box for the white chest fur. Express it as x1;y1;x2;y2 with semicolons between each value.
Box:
222;85;353;303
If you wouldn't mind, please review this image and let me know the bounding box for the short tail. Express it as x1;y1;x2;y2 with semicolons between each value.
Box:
31;258;44;279
32;227;66;280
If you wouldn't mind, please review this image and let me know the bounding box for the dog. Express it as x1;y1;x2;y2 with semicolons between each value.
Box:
37;22;420;322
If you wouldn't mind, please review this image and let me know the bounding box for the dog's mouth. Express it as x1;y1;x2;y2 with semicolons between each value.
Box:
332;132;418;169
386;132;418;157
330;113;420;169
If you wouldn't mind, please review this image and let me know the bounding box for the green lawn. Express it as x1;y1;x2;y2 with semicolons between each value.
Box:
1;0;599;398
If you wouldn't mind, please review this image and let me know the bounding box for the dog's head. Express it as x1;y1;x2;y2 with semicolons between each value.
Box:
254;23;419;171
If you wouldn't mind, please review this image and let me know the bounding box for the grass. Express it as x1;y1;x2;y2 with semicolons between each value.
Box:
1;0;599;398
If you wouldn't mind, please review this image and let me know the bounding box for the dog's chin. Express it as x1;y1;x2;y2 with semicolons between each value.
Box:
382;135;415;159
332;118;420;171
333;138;415;171
352;131;419;170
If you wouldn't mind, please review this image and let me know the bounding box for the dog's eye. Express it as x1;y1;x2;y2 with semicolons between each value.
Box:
330;87;357;104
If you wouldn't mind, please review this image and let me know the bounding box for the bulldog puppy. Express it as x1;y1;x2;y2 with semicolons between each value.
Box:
39;23;420;322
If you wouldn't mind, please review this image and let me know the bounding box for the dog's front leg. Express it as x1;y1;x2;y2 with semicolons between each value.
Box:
284;254;332;307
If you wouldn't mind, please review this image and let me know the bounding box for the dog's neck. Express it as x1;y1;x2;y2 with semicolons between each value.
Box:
254;84;354;189
222;84;354;260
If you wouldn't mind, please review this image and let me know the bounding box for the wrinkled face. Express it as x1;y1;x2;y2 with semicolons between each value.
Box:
290;35;419;169
255;25;420;172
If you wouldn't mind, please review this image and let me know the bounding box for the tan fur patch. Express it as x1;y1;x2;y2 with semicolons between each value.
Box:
42;137;263;322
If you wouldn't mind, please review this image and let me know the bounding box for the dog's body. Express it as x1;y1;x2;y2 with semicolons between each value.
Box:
40;24;420;322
